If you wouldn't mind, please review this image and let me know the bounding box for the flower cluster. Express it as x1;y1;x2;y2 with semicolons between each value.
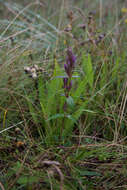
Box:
24;65;45;79
63;48;76;97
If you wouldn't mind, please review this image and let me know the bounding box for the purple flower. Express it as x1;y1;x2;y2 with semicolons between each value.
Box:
63;77;73;97
63;48;76;97
64;48;76;77
64;64;68;72
66;47;76;68
63;77;68;89
64;63;71;77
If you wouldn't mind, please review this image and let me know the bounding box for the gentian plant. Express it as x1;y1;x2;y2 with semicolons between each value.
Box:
26;46;94;145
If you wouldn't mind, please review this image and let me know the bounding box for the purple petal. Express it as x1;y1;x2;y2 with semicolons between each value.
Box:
66;48;76;68
63;77;68;88
64;63;71;77
64;64;68;71
67;48;76;63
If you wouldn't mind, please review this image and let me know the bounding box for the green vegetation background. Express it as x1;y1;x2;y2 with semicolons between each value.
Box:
0;0;127;190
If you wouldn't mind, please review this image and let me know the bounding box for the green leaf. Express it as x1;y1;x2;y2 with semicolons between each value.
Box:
66;96;75;109
38;76;49;127
46;60;62;116
62;114;78;137
62;99;88;138
73;101;87;121
38;75;46;115
82;54;94;88
46;113;65;121
66;114;77;124
73;77;87;103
